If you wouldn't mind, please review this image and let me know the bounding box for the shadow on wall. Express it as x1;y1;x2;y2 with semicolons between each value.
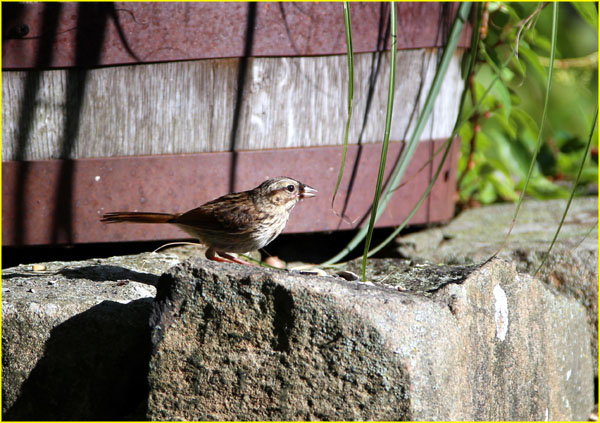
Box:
4;2;141;246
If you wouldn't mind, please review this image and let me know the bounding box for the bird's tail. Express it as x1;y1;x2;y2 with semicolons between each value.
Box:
101;212;178;224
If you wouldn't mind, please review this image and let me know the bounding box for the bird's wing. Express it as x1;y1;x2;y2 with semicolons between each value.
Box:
172;192;256;233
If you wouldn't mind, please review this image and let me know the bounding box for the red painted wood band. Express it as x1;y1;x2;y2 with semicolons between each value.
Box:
2;140;459;246
2;2;471;69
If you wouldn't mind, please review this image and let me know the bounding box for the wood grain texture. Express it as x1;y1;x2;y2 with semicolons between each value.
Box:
2;49;464;161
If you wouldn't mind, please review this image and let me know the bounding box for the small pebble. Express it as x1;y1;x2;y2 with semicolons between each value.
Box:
264;256;285;269
28;288;35;293
47;281;56;286
334;270;359;281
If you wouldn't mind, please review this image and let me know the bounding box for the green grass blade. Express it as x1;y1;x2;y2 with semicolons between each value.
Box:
322;2;472;267
367;136;455;257
374;3;471;225
535;106;598;275
331;2;355;211
367;3;484;257
360;2;397;280
500;3;558;250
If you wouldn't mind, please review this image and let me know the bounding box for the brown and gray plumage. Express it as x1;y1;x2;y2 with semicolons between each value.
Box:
101;177;317;265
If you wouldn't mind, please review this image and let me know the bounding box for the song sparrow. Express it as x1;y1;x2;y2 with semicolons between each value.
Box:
101;177;317;265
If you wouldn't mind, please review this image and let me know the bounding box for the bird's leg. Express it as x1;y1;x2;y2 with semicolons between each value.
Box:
205;247;229;263
218;252;255;266
205;248;254;266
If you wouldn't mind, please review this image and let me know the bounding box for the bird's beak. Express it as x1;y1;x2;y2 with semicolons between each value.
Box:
300;185;317;199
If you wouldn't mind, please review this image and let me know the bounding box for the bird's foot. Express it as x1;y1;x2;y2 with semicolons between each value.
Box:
205;248;254;266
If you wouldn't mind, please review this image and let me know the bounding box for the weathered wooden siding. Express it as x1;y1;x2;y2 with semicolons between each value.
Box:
2;3;470;68
2;49;464;161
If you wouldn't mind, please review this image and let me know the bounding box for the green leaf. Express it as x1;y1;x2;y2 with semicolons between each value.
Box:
510;55;526;79
478;161;496;176
499;2;521;22
572;2;598;29
473;76;500;111
489;170;520;201
523;176;570;199
511;108;540;151
509;92;522;106
492;80;512;119
487;2;503;13
579;166;599;184
489;112;517;139
518;45;547;80
477;179;498;204
529;31;553;54
500;66;515;84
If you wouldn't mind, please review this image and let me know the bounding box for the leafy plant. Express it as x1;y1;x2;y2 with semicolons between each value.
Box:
457;2;598;207
325;2;597;273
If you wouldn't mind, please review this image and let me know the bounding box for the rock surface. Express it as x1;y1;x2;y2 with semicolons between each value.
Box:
395;196;598;368
1;253;179;420
2;200;595;421
147;257;593;421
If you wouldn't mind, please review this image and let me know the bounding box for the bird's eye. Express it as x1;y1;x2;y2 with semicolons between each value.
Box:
286;184;295;192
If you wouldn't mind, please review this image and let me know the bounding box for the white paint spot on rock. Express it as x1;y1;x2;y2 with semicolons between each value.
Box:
493;283;509;341
566;368;572;381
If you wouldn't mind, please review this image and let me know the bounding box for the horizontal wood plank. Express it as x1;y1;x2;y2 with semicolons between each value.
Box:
2;2;471;68
2;49;464;161
2;140;459;246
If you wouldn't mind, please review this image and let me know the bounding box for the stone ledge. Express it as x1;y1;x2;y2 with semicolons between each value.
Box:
1;251;593;420
395;196;598;371
147;257;593;420
1;252;179;420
